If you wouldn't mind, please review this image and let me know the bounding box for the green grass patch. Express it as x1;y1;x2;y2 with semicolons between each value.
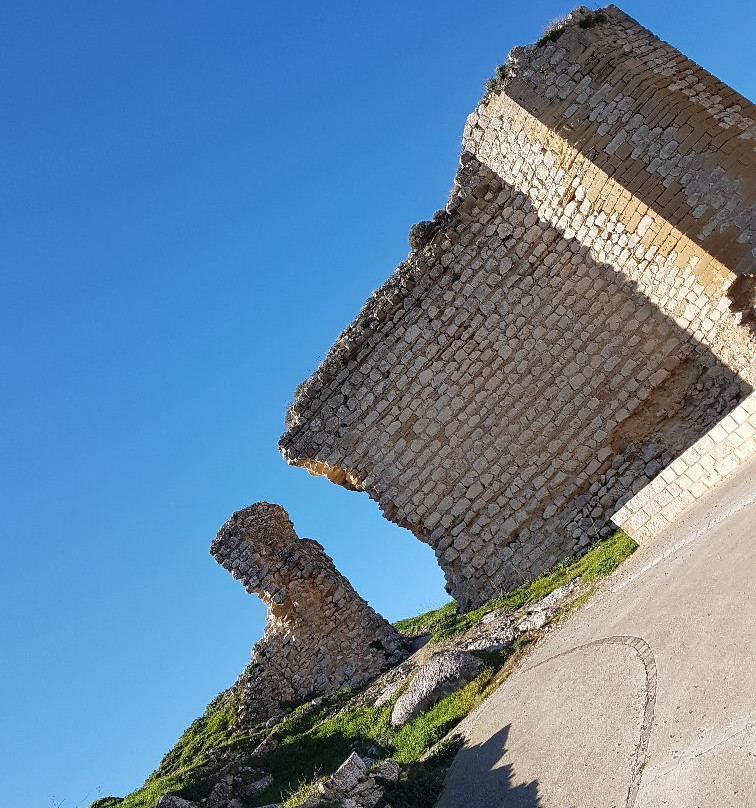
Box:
97;690;270;808
152;691;239;778
247;704;393;805
394;529;637;642
247;651;513;805
392;659;504;764
93;641;565;807
393;601;459;639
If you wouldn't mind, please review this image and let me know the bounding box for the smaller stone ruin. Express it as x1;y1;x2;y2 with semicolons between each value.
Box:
211;502;405;724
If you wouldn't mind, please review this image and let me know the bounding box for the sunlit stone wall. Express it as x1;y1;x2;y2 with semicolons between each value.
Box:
212;503;405;723
280;6;755;609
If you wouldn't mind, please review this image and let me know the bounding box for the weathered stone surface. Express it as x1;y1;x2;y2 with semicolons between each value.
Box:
458;607;517;653
391;651;484;727
373;662;414;707
516;580;580;633
211;503;406;725
235;773;273;797
280;4;755;609
316;752;393;808
154;798;196;808
372;758;401;782
325;751;367;792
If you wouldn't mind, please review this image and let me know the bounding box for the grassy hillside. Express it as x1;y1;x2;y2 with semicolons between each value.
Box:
92;529;637;808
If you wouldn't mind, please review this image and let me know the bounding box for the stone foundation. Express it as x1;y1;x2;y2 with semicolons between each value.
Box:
614;392;756;540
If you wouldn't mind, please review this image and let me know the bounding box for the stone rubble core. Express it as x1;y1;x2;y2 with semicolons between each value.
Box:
211;502;406;725
279;4;755;610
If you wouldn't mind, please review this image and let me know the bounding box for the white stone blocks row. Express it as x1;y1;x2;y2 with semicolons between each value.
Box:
615;393;756;540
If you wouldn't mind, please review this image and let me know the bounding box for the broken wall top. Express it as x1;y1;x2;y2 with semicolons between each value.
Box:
282;5;754;440
212;502;405;722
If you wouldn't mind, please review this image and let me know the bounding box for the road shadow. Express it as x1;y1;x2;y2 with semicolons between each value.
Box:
436;725;542;808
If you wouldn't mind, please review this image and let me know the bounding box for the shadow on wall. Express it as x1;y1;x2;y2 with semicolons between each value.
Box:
396;159;750;608
501;9;756;278
449;159;752;600
436;726;542;808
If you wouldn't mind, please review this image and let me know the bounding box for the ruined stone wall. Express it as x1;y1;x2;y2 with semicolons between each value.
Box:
280;6;755;609
211;503;405;724
614;392;756;540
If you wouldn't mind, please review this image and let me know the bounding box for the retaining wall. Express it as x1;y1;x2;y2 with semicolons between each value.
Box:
614;393;756;540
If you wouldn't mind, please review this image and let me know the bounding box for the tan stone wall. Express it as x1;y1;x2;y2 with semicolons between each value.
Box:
211;503;405;724
498;5;756;277
280;6;755;609
614;393;756;540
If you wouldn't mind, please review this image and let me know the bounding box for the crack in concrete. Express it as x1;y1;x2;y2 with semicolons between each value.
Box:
518;635;657;808
640;717;754;787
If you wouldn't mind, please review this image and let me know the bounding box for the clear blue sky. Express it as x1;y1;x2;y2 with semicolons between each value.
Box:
1;2;753;807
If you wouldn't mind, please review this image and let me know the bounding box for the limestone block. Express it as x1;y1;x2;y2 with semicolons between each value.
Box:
390;651;483;727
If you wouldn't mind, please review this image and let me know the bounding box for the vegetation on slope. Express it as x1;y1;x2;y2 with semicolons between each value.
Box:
245;651;510;806
93;529;637;808
394;529;636;641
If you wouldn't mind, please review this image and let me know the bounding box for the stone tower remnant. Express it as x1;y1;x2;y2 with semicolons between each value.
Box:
211;502;405;723
280;5;755;609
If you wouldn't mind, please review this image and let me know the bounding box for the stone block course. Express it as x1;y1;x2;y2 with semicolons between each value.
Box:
615;393;756;539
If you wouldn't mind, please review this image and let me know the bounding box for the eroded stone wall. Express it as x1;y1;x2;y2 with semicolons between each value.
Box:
211;503;405;724
280;6;755;609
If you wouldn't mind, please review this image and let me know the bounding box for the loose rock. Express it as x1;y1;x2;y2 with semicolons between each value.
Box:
391;651;483;727
155;798;197;808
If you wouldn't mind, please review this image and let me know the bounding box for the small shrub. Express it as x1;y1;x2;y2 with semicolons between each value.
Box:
484;63;509;95
536;9;608;47
578;10;608;29
536;24;566;47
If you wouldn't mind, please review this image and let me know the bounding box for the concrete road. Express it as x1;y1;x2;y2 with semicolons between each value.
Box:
436;455;756;808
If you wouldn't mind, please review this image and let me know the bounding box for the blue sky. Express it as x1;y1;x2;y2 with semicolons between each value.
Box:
1;2;753;807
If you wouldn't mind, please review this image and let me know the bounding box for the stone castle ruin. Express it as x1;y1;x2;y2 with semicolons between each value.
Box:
279;5;755;609
210;5;755;722
211;503;405;723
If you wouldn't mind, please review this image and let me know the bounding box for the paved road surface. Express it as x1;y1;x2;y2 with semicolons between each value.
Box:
437;455;756;808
